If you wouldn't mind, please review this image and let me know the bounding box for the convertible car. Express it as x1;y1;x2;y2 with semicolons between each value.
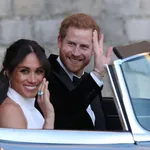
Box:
1;42;150;150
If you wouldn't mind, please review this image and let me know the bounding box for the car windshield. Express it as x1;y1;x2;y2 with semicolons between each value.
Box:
121;53;150;131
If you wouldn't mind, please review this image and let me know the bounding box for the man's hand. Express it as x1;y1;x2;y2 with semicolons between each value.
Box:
92;30;112;78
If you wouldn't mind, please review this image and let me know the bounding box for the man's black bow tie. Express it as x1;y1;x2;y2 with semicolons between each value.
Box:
72;76;81;87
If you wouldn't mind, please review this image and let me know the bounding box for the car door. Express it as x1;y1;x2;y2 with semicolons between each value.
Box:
0;128;135;150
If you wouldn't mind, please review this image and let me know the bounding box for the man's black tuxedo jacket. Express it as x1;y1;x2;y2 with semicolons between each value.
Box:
46;54;106;130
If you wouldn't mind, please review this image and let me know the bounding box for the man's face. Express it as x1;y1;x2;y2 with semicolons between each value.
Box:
58;27;93;76
10;52;45;98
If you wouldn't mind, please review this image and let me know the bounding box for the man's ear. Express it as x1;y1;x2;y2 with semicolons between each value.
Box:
57;35;62;49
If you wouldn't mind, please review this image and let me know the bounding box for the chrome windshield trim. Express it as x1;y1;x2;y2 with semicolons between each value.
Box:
118;52;150;64
105;65;128;130
113;60;149;134
0;128;134;144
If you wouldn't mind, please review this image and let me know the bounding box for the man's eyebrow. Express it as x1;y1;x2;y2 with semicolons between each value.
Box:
66;39;75;43
81;43;90;46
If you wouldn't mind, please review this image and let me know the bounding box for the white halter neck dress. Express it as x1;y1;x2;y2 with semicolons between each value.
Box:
7;87;44;129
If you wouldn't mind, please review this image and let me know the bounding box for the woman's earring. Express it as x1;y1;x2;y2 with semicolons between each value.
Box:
4;70;11;86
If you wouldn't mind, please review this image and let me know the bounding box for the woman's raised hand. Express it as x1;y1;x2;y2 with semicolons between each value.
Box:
37;78;54;129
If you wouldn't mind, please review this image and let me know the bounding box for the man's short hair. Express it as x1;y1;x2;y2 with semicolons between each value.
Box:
59;13;100;40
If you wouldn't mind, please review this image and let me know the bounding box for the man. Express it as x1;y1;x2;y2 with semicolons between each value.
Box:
47;13;112;130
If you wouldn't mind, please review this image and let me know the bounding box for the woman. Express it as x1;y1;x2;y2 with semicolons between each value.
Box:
0;39;54;129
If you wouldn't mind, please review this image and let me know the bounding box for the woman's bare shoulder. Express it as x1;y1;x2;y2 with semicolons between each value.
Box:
0;97;21;113
0;97;27;128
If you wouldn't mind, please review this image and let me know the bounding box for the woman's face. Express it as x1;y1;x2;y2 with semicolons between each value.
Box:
10;52;45;98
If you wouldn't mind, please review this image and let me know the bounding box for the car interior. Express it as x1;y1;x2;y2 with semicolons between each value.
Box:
102;97;122;131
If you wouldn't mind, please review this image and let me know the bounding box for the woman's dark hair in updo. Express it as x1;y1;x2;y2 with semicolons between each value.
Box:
0;39;50;104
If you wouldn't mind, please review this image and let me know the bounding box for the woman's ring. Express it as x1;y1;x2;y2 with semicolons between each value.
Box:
38;91;44;96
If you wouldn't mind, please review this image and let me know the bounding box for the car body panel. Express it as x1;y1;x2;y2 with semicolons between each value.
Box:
0;140;149;150
0;142;147;150
0;128;134;144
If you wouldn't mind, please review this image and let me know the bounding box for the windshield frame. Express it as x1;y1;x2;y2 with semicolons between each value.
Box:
113;52;150;141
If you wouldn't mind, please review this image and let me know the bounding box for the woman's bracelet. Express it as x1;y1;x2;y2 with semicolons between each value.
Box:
93;68;106;78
